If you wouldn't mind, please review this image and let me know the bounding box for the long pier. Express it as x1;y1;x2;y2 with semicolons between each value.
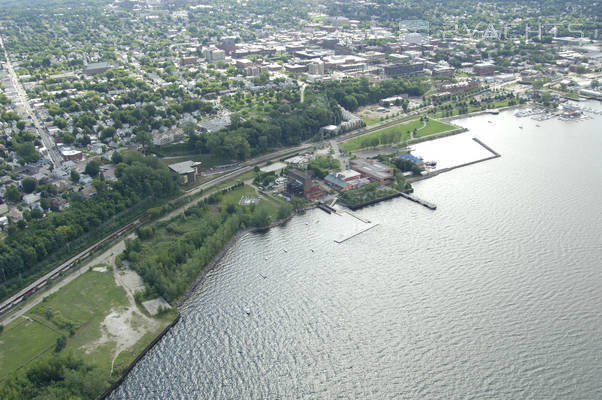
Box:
399;192;437;210
472;137;500;157
334;224;379;244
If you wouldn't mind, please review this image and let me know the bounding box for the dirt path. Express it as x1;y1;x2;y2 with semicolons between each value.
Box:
103;266;159;375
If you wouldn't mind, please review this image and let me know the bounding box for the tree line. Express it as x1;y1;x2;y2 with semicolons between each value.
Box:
0;151;177;302
314;77;430;111
122;184;289;303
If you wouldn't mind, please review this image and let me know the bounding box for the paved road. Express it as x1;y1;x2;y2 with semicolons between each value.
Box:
0;35;62;167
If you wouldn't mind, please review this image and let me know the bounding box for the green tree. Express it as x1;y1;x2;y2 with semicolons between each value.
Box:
277;203;293;219
21;177;36;194
182;121;197;136
54;335;67;352
16;142;40;164
250;204;271;227
6;185;21;202
84;160;100;177
70;169;80;183
111;151;123;164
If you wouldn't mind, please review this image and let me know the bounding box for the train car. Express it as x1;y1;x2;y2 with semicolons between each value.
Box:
11;296;24;306
0;302;11;315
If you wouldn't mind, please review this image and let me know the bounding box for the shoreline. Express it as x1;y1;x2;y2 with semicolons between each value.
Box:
175;209;300;308
92;106;514;398
97;209;305;399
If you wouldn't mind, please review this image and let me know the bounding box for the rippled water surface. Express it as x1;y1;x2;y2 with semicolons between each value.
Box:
112;103;602;399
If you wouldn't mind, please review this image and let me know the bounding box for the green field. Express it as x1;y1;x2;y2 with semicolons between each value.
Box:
341;119;457;152
361;116;382;126
0;268;176;383
0;317;60;377
414;119;458;138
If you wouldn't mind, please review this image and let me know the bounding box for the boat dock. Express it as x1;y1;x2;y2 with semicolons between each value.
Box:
317;202;337;214
399;192;437;210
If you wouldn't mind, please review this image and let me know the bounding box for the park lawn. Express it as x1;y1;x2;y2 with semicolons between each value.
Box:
414;119;458;138
341;120;422;152
342;118;458;151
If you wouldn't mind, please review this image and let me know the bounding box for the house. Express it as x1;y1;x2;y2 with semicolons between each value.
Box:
319;125;339;137
324;173;354;191
350;159;394;185
286;169;326;200
50;196;69;211
398;153;425;168
168;160;203;184
383;62;424;77
379;95;408;107
0;203;8;215
80;186;97;200
8;207;23;222
23;193;41;206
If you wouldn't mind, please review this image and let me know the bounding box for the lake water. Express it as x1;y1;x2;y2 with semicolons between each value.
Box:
111;102;602;400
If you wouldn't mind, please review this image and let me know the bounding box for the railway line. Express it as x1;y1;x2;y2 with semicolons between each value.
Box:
0;215;148;317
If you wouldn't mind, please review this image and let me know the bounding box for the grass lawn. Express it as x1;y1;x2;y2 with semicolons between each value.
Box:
414;119;458;138
361;116;382;126
341;119;456;152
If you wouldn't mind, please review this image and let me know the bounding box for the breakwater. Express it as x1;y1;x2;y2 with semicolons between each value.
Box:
409;137;500;183
399;192;437;210
343;192;403;211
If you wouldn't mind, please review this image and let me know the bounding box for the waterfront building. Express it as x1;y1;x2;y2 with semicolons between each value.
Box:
286;169;326;200
350;159;394;185
398;153;425;168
